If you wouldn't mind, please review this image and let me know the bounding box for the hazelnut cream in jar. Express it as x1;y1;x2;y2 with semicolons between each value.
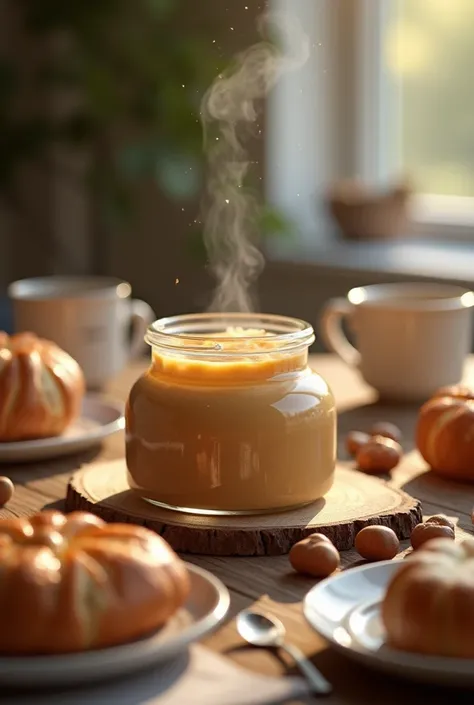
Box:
126;313;336;515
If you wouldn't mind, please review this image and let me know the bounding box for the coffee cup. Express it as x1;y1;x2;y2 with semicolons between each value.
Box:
8;276;155;389
320;282;474;402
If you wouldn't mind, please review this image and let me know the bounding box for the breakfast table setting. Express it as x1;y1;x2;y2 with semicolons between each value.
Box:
2;277;474;704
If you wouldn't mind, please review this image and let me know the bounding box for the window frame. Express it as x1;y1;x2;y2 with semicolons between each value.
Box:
354;0;474;241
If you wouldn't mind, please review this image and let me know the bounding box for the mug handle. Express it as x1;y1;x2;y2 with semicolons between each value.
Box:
129;299;155;359
320;298;361;367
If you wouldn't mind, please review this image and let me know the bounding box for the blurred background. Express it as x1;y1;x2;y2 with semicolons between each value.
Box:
1;0;473;350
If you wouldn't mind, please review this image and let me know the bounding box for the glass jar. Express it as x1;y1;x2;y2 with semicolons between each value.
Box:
125;313;336;515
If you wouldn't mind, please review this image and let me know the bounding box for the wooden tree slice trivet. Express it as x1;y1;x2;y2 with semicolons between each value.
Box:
66;460;421;556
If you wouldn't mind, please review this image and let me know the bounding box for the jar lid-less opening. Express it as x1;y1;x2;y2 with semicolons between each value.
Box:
145;313;315;358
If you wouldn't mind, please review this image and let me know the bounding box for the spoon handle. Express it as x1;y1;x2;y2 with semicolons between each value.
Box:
280;642;332;696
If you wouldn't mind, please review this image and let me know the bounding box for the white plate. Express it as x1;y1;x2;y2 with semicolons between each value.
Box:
0;395;125;463
0;562;230;688
304;560;474;688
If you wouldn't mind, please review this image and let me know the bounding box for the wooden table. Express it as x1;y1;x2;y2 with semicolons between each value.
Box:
5;354;474;704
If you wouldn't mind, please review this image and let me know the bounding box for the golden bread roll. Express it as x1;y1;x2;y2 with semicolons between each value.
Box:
0;332;85;441
0;510;190;654
382;537;474;658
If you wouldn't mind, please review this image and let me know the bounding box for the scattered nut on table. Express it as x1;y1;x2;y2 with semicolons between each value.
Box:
355;525;400;561
345;430;371;457
0;476;14;507
356;436;402;474
425;514;455;531
289;533;340;578
369;421;402;444
410;522;455;550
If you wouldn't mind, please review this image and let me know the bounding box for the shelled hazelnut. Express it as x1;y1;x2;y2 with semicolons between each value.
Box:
289;533;340;578
355;525;400;561
356;436;402;474
369;422;402;444
0;477;14;507
345;431;371;457
345;422;403;465
425;514;455;531
410;522;455;550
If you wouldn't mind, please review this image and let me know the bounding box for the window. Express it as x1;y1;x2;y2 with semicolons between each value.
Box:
387;0;474;199
267;0;474;245
357;0;474;238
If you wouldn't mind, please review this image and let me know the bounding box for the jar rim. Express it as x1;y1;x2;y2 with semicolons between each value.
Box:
145;312;315;357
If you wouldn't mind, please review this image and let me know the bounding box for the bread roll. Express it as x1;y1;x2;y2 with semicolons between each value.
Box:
382;537;474;658
0;332;85;441
0;510;190;654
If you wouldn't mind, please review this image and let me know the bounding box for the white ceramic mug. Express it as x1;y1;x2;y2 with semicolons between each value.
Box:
8;276;155;389
320;282;474;402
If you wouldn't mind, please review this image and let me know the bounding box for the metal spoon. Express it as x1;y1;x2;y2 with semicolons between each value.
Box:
236;609;332;696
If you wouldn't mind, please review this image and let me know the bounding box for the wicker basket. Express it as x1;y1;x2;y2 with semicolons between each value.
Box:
326;180;412;241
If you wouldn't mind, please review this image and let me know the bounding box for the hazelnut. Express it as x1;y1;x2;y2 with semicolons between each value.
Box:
345;431;371;457
411;522;455;550
370;421;402;444
425;514;455;531
0;477;14;507
355;525;400;561
289;534;340;578
356;436;402;474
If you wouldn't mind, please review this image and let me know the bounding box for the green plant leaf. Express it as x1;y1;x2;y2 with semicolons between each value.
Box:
258;206;295;238
1;0;226;237
117;141;161;180
146;0;176;18
155;151;202;201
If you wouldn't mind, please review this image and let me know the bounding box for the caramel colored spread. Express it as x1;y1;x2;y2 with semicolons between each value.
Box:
125;336;336;514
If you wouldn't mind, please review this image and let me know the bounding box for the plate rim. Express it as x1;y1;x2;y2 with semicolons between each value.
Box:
0;562;230;679
0;393;125;454
303;559;474;683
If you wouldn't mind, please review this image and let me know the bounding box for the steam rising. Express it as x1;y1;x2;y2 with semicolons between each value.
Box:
200;11;310;313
